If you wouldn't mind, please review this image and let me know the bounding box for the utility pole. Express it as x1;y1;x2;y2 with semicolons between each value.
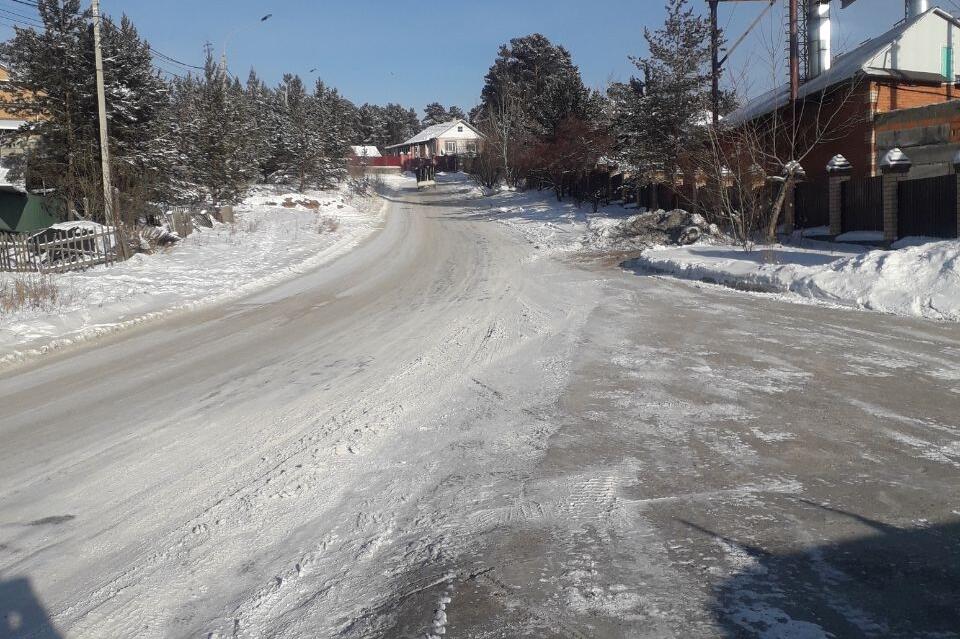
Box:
92;0;114;227
789;0;800;103
710;0;720;127
709;0;776;127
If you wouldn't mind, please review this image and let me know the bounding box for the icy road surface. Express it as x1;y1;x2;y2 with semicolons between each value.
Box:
1;176;959;638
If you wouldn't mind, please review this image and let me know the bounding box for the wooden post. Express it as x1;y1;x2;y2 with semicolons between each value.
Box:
827;155;852;237
112;186;130;260
219;205;235;224
880;148;911;243
953;151;960;239
782;162;805;235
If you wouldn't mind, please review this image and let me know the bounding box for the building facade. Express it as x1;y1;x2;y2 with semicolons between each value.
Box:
728;6;960;181
385;120;483;161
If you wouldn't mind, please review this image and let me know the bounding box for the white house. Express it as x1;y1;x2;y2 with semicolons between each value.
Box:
384;120;483;160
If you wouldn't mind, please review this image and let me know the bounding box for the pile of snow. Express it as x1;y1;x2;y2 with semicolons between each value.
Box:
0;185;386;366
594;209;722;247
471;189;691;257
631;238;960;321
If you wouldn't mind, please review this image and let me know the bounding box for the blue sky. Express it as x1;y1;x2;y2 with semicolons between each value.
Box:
0;0;928;112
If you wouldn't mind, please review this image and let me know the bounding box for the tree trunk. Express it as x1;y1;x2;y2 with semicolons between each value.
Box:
765;176;793;243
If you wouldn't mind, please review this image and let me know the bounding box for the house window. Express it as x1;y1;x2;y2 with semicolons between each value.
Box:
465;141;478;154
445;141;457;154
457;126;464;132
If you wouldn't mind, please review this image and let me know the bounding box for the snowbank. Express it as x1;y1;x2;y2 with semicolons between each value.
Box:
631;239;960;321
0;185;386;367
471;189;659;257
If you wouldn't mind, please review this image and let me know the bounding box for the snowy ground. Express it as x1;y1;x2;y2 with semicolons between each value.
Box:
630;237;960;322
468;187;960;323
465;188;646;257
0;182;393;367
1;174;959;638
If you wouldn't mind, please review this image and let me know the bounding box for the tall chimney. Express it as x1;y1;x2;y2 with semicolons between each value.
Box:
807;1;831;79
906;0;930;19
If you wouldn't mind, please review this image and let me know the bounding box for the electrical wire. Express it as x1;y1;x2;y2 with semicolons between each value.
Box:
0;5;41;26
148;46;204;71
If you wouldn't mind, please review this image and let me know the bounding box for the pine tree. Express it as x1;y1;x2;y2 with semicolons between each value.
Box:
478;33;593;138
381;103;420;146
1;2;179;217
356;103;386;147
173;49;257;203
422;102;449;128
312;79;353;188
244;69;275;181
619;0;715;173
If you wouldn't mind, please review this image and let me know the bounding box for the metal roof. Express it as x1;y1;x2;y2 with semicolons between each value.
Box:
385;120;481;149
726;7;959;126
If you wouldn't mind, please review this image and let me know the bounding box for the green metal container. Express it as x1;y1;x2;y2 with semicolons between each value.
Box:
0;186;65;233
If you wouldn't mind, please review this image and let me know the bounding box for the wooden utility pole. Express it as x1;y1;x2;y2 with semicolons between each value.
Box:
92;0;114;227
708;0;778;126
710;0;720;126
788;0;800;103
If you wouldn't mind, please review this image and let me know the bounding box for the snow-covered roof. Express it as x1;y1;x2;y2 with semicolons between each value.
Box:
0;119;26;130
726;7;959;126
385;120;481;149
349;145;382;158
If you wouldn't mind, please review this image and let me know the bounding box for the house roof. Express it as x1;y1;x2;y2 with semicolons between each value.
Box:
385;119;482;149
349;145;382;158
726;7;959;126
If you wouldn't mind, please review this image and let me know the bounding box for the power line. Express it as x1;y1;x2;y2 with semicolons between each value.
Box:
0;14;39;30
0;7;42;27
148;46;204;71
98;14;205;71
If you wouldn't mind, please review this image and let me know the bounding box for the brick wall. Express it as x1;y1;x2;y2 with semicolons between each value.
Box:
874;81;956;113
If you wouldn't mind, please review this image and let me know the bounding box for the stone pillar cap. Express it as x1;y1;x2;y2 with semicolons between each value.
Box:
783;160;806;179
826;154;852;173
880;148;912;171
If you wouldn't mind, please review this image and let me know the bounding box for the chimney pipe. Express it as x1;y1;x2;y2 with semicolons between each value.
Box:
906;0;929;19
807;1;831;79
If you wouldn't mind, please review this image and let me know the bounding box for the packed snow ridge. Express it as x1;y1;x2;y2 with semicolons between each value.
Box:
632;237;960;322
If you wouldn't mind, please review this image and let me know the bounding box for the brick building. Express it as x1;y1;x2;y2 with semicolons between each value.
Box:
727;5;960;182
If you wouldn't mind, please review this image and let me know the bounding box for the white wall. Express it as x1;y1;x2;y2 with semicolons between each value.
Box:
868;12;960;77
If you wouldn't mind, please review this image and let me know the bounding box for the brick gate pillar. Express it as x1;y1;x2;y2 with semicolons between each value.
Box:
826;155;852;236
880;148;912;243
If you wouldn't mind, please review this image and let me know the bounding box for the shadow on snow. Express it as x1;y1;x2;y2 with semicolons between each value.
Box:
0;578;63;639
688;504;960;638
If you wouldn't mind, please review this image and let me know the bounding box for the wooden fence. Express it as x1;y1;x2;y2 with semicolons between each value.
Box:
898;174;957;238
0;226;125;273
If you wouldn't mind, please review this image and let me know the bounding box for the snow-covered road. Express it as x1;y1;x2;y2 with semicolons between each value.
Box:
2;176;959;638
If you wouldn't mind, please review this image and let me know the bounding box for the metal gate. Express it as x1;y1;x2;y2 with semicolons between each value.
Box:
794;180;829;229
897;174;958;238
841;176;883;233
